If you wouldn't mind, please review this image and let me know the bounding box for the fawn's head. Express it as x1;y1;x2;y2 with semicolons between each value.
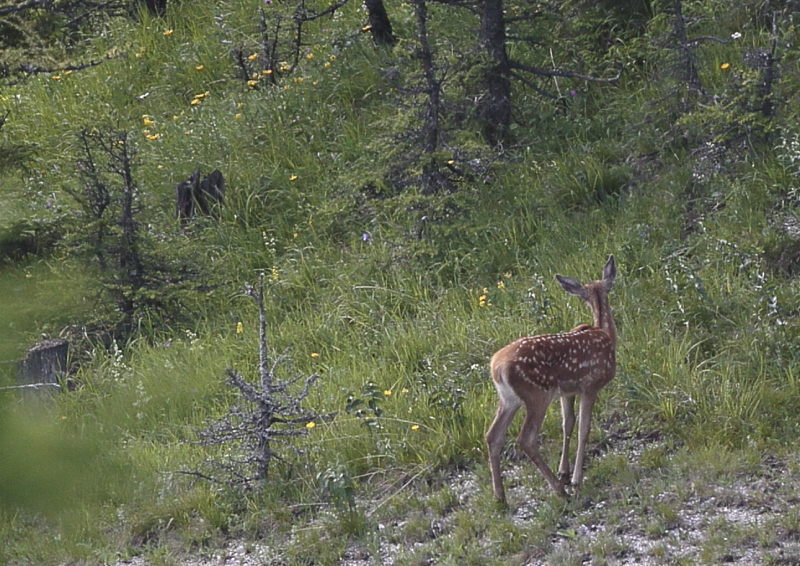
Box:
554;255;616;301
553;255;616;339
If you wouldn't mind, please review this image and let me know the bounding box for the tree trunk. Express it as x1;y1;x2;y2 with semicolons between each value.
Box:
759;13;778;119
478;0;511;146
118;132;143;325
415;0;439;157
414;0;446;194
671;0;701;94
365;0;396;46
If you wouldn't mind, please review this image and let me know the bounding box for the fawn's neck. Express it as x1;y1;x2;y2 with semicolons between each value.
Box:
589;287;615;347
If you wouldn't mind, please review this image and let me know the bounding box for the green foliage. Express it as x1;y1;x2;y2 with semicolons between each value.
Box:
345;381;385;427
0;217;62;260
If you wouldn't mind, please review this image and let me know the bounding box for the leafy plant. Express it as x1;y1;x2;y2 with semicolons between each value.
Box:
345;381;384;428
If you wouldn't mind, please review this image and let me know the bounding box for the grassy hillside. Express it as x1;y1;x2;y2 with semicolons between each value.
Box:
2;0;800;563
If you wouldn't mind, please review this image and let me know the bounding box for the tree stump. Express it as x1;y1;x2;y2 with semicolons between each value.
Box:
176;169;225;224
17;339;68;395
143;0;167;16
365;0;396;46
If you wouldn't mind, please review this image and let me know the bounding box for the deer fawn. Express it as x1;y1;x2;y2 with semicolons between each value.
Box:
486;255;617;502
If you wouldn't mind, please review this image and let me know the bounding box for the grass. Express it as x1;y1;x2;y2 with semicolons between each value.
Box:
2;0;800;563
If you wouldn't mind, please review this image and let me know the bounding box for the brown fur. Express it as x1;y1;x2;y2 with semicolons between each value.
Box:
486;256;617;502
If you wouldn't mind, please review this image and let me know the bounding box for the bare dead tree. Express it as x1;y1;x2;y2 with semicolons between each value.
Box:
195;274;330;485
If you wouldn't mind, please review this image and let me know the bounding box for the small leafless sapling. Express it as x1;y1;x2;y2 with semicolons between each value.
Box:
195;273;330;486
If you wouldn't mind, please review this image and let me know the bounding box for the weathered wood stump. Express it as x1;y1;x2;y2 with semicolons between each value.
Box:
176;169;226;224
17;339;68;395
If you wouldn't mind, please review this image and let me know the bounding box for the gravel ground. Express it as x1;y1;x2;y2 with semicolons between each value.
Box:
115;432;800;566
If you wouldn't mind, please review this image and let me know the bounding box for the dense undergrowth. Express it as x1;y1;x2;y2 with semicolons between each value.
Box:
2;0;800;563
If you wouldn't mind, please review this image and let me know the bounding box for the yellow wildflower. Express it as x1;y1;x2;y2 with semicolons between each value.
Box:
306;52;314;59
145;133;159;140
142;115;154;126
195;65;204;70
362;25;372;31
383;390;392;396
235;113;242;119
248;53;258;60
329;55;336;61
497;281;505;289
163;29;173;35
263;69;272;75
306;421;316;429
52;75;61;80
411;425;420;430
720;62;730;70
247;80;258;87
236;322;243;334
310;352;319;358
289;175;298;181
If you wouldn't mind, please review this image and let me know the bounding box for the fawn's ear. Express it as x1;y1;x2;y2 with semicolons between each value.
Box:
556;274;589;300
602;255;616;291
